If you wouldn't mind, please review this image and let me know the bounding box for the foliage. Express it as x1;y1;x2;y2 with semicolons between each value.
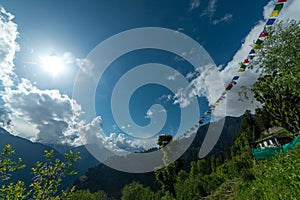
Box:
69;189;95;200
70;189;111;200
0;144;25;182
251;19;300;133
0;144;80;200
30;149;80;199
121;182;155;200
237;144;300;200
155;135;183;197
157;135;173;148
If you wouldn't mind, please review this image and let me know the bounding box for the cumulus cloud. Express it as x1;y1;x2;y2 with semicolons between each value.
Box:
2;79;82;145
173;63;223;109
274;0;300;21
78;117;145;155
189;0;200;11
0;6;19;88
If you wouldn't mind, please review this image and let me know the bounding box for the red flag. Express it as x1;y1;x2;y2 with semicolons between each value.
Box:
259;32;268;38
243;59;249;64
278;0;287;2
226;83;233;90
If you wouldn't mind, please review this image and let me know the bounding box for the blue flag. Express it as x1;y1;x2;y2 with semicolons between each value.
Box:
266;18;276;25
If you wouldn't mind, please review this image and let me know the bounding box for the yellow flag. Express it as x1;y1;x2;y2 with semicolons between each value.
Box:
270;10;280;17
238;68;245;72
253;44;262;49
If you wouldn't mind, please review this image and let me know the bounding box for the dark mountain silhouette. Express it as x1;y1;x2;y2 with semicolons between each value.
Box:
74;116;242;198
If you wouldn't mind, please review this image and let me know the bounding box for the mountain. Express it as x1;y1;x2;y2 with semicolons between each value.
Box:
74;116;242;199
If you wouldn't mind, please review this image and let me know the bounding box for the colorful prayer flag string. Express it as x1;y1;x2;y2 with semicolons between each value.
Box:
178;0;287;139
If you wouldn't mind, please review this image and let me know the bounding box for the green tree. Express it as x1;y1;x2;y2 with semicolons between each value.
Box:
93;190;111;200
251;19;300;133
155;135;182;197
157;134;173;148
0;144;80;199
121;182;155;200
70;189;95;200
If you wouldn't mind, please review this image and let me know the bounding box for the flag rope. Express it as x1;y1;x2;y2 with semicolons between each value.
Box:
178;0;288;138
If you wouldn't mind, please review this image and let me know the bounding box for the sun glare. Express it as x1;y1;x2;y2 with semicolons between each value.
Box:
40;55;65;77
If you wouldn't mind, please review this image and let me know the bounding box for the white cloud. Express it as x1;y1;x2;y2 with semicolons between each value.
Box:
189;0;200;11
78;117;146;155
3;77;146;152
212;13;233;25
2;79;83;145
173;63;223;108
145;109;154;119
219;0;300;117
0;6;19;88
167;71;180;80
61;51;95;75
201;0;217;18
173;0;300;117
276;0;300;21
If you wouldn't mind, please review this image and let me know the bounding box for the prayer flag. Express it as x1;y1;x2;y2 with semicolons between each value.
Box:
253;44;262;49
270;10;280;17
274;3;284;11
259;32;269;38
255;39;264;45
243;58;249;64
277;0;287;2
240;64;247;69
226;83;233;91
238;68;245;72
249;49;256;55
266;18;276;25
233;76;239;80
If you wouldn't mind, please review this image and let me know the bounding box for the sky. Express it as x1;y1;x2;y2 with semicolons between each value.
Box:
0;0;300;155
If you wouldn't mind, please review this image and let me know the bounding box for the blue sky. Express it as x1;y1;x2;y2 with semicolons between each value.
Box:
0;0;299;154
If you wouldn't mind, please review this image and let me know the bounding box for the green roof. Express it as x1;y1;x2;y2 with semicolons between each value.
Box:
252;135;300;159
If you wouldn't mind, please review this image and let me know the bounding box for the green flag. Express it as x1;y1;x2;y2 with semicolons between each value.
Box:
274;3;284;11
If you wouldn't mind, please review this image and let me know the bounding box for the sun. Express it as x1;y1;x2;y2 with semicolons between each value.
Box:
40;55;65;77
